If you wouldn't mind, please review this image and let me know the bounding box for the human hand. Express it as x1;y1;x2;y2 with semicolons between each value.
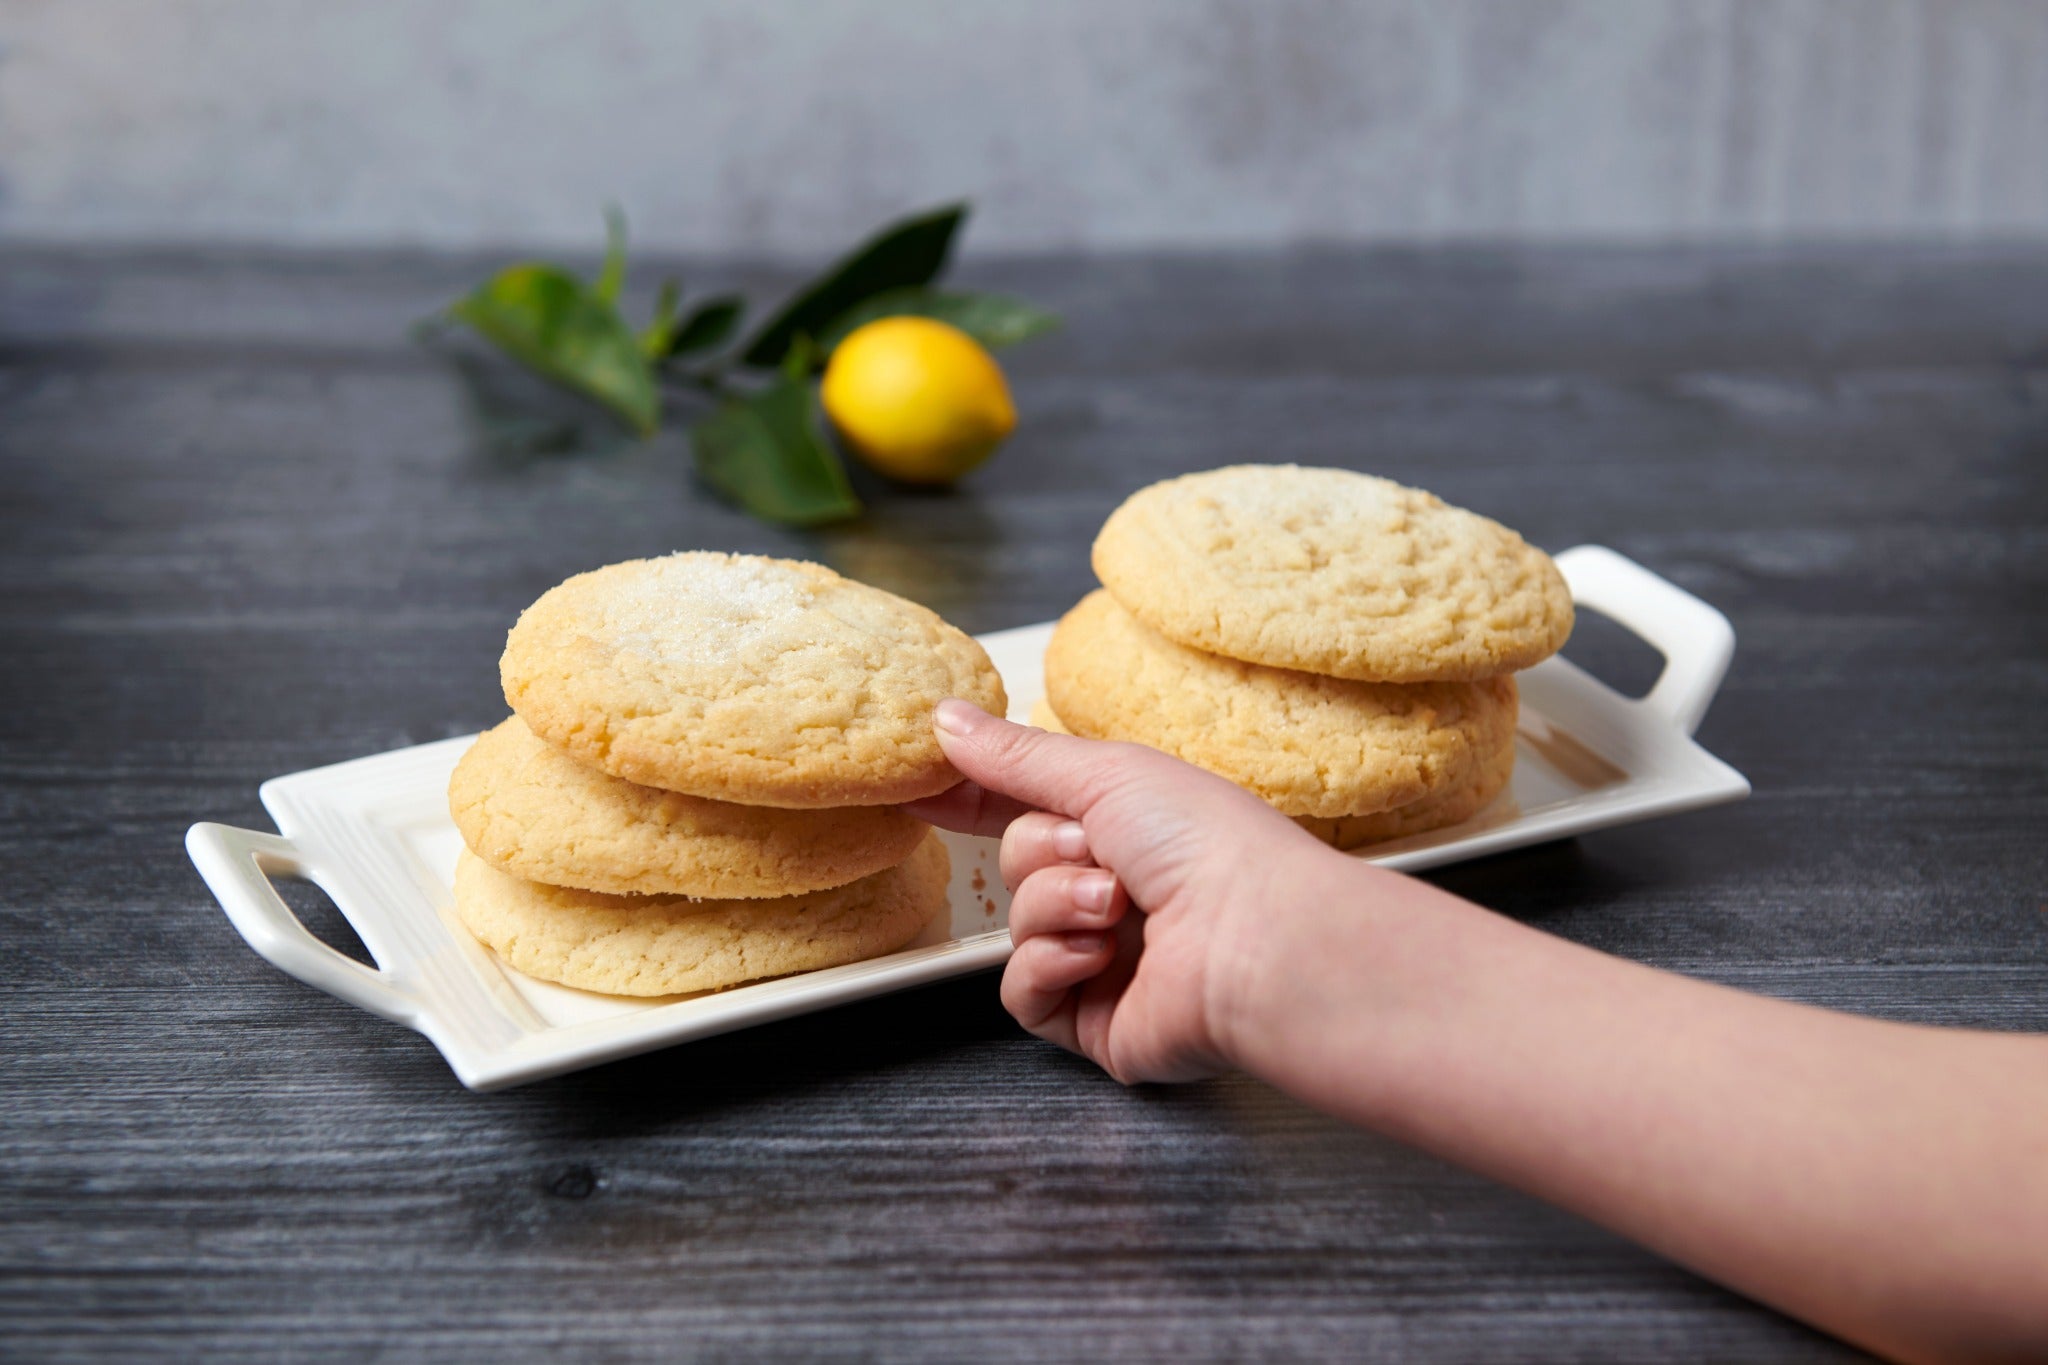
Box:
902;700;1346;1083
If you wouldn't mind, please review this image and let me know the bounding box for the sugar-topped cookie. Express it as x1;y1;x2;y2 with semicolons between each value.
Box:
449;717;928;898
453;832;950;997
1043;590;1517;819
1092;465;1572;682
500;553;1006;807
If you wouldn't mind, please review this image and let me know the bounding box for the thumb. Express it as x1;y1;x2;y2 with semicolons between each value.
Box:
930;700;1314;901
933;699;1245;826
932;699;1157;822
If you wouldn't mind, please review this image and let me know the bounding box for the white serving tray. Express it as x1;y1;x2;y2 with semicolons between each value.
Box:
188;546;1748;1090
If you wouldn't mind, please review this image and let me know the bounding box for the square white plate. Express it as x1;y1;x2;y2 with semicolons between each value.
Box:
189;546;1748;1090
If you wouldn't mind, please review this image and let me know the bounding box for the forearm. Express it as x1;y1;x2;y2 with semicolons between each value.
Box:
1227;858;2048;1363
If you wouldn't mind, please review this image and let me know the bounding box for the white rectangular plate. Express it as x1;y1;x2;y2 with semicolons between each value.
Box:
189;546;1748;1090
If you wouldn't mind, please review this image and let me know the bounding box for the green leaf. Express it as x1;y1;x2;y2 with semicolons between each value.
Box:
739;202;967;369
595;205;627;304
816;287;1060;354
689;376;861;525
664;294;744;358
781;332;822;381
448;263;659;436
639;277;684;358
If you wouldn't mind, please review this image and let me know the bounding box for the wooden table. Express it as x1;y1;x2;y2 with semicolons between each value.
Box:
4;244;2044;1362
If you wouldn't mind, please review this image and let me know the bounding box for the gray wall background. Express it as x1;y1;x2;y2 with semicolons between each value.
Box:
4;0;2045;255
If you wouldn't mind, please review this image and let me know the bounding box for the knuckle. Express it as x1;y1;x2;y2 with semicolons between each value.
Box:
982;718;1048;770
998;958;1039;1006
1000;810;1054;849
1060;739;1159;809
1006;880;1053;936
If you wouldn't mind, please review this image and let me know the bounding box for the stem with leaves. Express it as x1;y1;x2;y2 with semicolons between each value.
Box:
426;201;1057;526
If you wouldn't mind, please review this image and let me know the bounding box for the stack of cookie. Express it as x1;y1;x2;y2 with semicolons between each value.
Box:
1035;465;1572;850
448;552;1006;997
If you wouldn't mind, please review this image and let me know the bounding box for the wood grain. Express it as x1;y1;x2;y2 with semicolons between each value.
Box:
3;244;2045;1362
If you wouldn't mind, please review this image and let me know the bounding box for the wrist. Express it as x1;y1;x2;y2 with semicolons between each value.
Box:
1214;852;1479;1117
1204;841;1365;1074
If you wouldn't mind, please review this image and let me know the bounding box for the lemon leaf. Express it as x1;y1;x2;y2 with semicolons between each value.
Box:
780;332;823;381
448;263;659;436
663;294;745;359
818;288;1059;354
739;203;967;369
689;377;862;526
638;277;684;358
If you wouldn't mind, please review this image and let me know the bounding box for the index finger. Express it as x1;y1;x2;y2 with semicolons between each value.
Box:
898;778;1038;839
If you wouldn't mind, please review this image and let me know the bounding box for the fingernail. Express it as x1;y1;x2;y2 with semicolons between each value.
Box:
1051;821;1089;861
1065;932;1107;954
933;699;979;737
1072;870;1117;914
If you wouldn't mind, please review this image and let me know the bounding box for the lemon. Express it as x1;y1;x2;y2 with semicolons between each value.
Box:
820;316;1016;484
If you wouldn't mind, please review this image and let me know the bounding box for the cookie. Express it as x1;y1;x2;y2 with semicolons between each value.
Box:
1043;590;1517;819
1294;736;1514;850
1092;465;1572;682
500;553;1006;807
449;716;928;898
1032;696;1515;849
452;832;951;997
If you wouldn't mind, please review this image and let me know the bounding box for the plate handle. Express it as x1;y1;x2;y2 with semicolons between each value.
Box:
1553;546;1735;737
186;822;423;1025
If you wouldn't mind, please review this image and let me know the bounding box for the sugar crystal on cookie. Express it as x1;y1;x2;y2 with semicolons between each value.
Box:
604;553;811;666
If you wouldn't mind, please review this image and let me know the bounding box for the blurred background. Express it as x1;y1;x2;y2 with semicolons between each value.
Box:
6;0;2046;254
